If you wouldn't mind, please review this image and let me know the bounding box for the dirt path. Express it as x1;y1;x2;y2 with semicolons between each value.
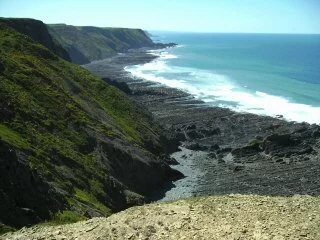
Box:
2;194;320;240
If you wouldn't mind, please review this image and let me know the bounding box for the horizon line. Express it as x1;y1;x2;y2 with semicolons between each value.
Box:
3;17;319;35
147;30;320;35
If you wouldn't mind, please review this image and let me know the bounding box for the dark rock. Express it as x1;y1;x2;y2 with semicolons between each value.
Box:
153;42;177;49
0;105;14;121
255;135;264;141
101;142;158;195
301;156;310;162
208;152;217;159
0;60;4;73
216;147;233;154
312;129;320;138
67;45;90;64
79;135;97;154
20;208;39;218
296;146;313;155
209;144;220;151
275;158;284;163
262;133;313;157
164;157;179;165
102;77;132;95
0;140;65;228
264;134;296;147
160;134;180;154
199;128;221;136
186;124;196;130
185;130;203;139
211;128;221;135
163;165;185;181
233;165;245;172
175;132;186;142
185;142;208;151
232;144;262;158
217;158;225;164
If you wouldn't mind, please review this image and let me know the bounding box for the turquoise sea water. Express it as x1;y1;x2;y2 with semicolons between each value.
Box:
126;32;320;124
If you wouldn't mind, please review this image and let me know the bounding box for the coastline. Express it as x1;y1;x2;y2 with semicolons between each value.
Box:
125;40;320;125
84;48;320;201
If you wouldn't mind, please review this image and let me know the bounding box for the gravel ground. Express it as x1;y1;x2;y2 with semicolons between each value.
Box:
149;147;207;201
2;194;320;240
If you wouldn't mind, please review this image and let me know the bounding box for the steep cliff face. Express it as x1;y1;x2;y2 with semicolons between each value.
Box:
0;20;180;230
48;24;157;64
0;18;71;62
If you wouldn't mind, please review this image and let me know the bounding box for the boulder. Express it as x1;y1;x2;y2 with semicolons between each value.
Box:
185;142;208;151
232;144;262;158
262;133;313;157
185;130;203;140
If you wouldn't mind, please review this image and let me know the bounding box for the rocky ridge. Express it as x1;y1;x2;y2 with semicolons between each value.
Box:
48;24;176;64
2;194;320;240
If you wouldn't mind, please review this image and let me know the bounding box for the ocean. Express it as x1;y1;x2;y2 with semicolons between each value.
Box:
125;32;320;124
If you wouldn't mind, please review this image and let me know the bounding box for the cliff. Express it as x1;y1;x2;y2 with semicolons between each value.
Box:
48;24;162;64
0;19;180;231
0;18;71;62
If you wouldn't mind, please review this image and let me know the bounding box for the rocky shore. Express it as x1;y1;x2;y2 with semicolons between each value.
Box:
84;49;320;200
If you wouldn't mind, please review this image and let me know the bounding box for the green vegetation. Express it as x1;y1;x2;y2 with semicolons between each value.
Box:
248;138;263;147
48;24;154;64
50;211;87;225
74;188;112;216
0;21;158;155
0;20;163;228
0;124;30;149
0;18;70;61
33;211;87;226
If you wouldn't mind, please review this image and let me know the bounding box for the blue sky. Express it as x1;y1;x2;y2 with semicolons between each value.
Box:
1;0;319;33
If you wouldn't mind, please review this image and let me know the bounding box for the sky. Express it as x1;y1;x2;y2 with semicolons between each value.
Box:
0;0;320;34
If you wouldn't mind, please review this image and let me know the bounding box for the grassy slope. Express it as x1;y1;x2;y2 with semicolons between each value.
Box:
0;18;71;62
0;22;165;230
48;24;154;64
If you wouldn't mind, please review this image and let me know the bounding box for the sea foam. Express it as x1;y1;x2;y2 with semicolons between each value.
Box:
125;50;320;125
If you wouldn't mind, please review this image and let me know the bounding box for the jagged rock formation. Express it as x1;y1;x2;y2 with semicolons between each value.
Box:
0;19;181;231
131;83;320;197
